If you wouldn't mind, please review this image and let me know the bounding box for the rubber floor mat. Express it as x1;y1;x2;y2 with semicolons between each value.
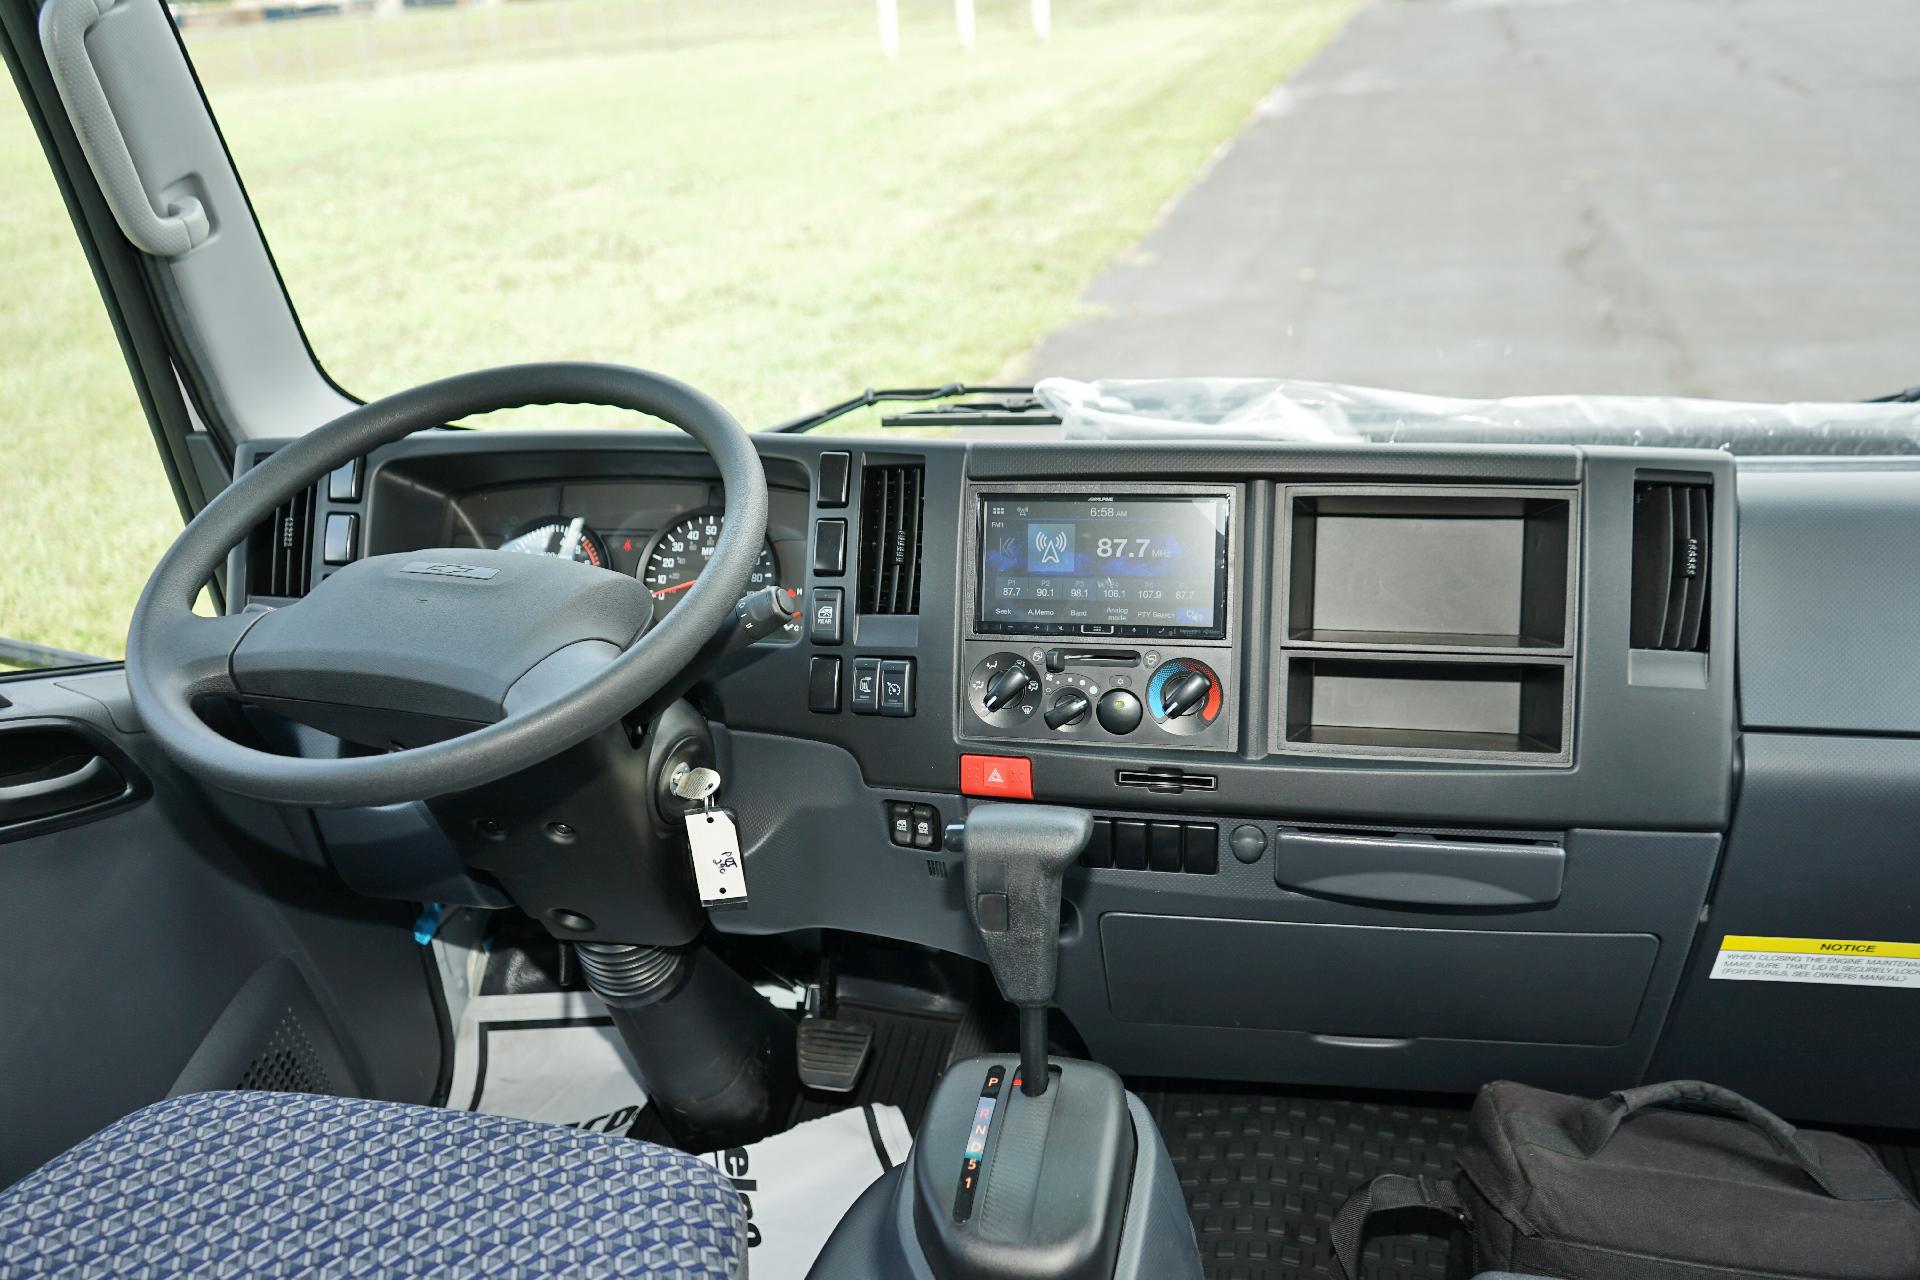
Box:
1142;1089;1471;1280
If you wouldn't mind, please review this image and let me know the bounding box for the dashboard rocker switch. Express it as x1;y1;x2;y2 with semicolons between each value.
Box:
850;657;881;715
878;659;916;717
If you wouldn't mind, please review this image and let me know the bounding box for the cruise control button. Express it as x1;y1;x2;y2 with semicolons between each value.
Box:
879;660;915;717
960;754;1032;799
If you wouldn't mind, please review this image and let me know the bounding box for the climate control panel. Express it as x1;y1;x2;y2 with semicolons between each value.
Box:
960;641;1235;751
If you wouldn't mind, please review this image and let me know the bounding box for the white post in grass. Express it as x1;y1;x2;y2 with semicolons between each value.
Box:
1031;0;1051;42
877;0;900;60
954;0;975;49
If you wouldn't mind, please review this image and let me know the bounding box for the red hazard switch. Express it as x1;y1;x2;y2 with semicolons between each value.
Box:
960;754;1033;799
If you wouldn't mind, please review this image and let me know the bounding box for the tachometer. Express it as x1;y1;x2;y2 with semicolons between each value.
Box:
641;509;780;616
499;517;608;568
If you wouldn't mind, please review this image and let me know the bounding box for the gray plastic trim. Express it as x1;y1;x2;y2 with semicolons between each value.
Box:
37;0;208;257
1274;829;1565;907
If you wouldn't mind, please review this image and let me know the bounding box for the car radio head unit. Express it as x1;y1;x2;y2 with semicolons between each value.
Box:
975;492;1230;638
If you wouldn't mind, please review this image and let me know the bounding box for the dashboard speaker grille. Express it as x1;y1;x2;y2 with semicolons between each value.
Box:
245;462;317;600
859;462;924;615
1630;479;1711;651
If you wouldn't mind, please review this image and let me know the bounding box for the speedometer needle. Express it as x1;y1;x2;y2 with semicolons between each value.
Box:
651;581;697;598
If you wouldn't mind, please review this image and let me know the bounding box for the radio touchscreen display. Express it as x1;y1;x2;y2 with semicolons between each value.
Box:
976;493;1230;637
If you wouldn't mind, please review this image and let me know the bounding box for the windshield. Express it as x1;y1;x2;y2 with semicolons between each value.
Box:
178;0;1917;433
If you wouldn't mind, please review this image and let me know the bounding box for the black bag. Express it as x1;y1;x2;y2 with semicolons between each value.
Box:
1332;1079;1920;1280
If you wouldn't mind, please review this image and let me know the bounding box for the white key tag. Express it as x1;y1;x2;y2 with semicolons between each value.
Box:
685;807;748;910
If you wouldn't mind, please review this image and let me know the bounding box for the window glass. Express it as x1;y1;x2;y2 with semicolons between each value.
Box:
0;95;181;669
183;0;1351;430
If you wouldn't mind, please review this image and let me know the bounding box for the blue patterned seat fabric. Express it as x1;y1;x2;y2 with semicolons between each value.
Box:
0;1090;746;1278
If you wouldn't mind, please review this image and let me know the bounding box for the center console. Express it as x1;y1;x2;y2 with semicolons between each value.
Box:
959;483;1239;753
809;803;1202;1280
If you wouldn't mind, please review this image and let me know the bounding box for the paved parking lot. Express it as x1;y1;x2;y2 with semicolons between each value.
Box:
1026;0;1920;402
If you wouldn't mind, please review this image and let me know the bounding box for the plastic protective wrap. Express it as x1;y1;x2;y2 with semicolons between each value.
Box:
1033;377;1920;456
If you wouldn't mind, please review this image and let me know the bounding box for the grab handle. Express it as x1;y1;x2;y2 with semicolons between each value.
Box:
39;0;209;257
1575;1080;1874;1200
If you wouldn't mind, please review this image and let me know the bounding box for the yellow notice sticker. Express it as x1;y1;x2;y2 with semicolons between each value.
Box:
1710;936;1920;988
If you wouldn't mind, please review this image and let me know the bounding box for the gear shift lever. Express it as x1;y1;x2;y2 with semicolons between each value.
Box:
958;803;1093;1096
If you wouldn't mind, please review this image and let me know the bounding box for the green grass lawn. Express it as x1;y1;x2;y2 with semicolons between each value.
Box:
0;0;1353;663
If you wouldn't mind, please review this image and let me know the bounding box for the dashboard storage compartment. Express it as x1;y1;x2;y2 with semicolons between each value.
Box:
1100;915;1657;1046
1282;654;1569;761
1283;486;1574;651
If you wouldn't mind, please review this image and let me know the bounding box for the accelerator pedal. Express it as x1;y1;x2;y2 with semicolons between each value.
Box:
797;1016;875;1093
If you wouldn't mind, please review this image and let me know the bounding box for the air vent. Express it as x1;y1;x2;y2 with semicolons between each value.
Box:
858;463;924;615
246;481;317;600
1630;480;1711;651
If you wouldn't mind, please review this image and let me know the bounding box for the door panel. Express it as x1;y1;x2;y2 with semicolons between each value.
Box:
0;671;445;1185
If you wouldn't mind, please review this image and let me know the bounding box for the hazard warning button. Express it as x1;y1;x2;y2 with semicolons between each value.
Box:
960;754;1033;800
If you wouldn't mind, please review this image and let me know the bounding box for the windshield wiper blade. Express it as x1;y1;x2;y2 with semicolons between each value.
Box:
1865;385;1920;404
768;383;1041;433
881;397;1061;428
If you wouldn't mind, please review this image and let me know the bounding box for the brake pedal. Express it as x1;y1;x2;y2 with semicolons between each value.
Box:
797;1016;875;1093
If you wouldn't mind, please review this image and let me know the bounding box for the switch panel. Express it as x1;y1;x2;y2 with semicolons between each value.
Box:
885;800;941;850
1076;815;1219;876
960;640;1235;753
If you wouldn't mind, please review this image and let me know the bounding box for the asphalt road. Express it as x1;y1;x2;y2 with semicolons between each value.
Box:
1024;0;1920;402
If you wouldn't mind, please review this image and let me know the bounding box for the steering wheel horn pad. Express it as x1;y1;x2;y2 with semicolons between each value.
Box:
230;547;655;738
126;363;768;809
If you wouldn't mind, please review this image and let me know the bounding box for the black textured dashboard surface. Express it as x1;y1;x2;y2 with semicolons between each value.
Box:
1142;1088;1468;1280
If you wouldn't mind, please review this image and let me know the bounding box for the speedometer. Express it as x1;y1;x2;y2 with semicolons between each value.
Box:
640;510;781;618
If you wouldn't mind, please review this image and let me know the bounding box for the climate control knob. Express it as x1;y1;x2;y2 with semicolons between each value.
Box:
1044;689;1093;731
1160;670;1213;718
968;652;1041;726
983;664;1032;713
1147;658;1223;737
1096;688;1144;735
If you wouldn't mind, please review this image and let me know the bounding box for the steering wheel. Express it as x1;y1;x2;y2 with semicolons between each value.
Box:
126;364;768;810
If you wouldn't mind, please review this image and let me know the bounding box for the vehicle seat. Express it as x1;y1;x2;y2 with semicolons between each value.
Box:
0;1090;745;1277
